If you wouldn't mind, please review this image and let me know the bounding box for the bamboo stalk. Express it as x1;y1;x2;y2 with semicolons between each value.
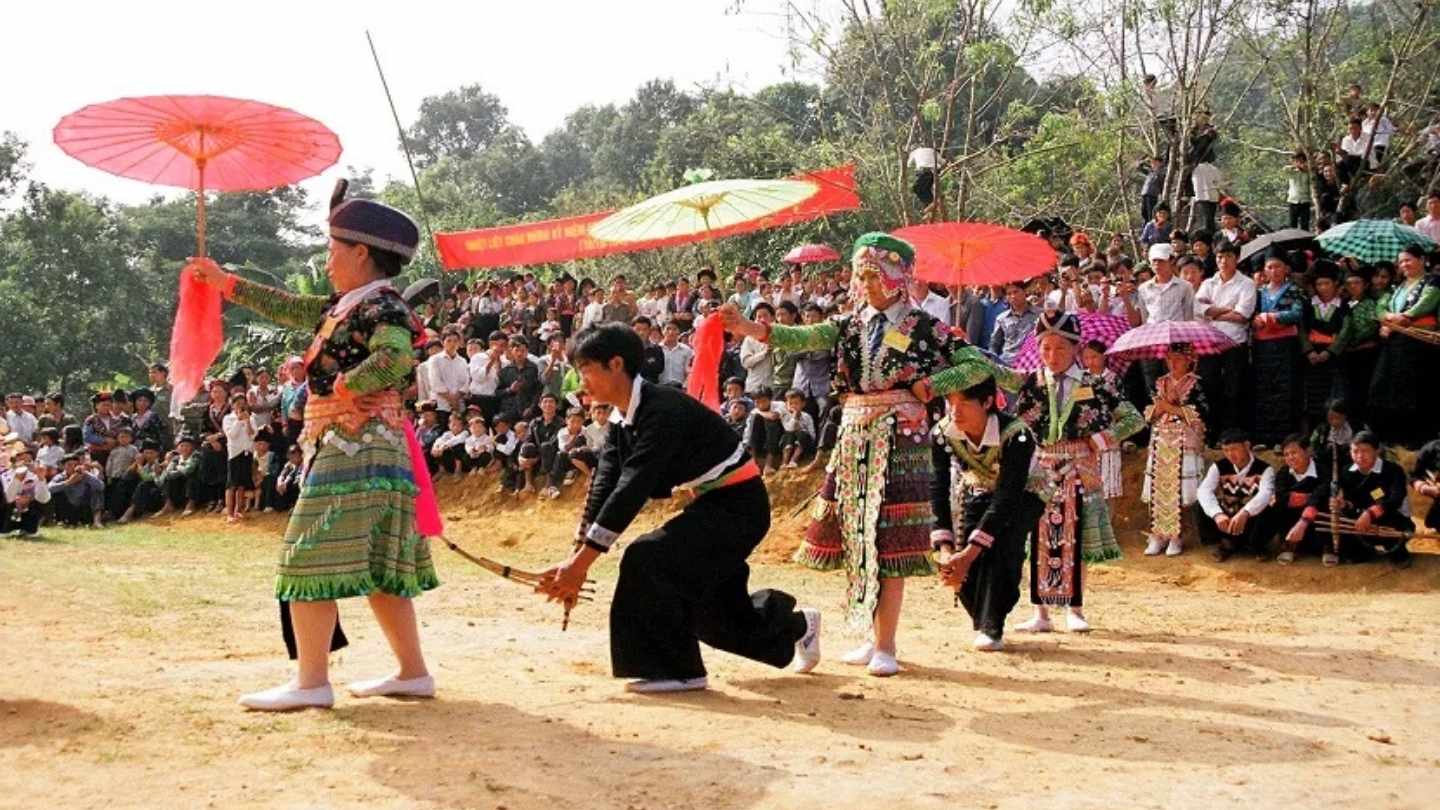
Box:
1390;324;1440;346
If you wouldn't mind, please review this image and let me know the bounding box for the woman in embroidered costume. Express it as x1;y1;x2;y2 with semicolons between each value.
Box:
1251;250;1305;447
1369;245;1440;448
983;311;1143;634
1300;260;1347;430
186;187;439;711
721;233;962;677
926;347;1043;653
1141;342;1209;557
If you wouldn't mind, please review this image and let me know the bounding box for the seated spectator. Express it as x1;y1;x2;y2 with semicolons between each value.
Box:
1272;434;1324;564
156;435;200;516
492;414;521;493
35;428;64;479
415;401;444;474
1308;398;1361;481
807;398;844;473
720;377;754;417
2;449;51;536
103;426;141;520
431;412;470;478
1298;431;1413;568
529;393;565;486
778;390;817;469
543;407;598;499
745;387;783;474
1195;429;1276;562
463;416;495;475
120;439;166;523
48;454;106;528
1413;433;1440;537
273;445;304;512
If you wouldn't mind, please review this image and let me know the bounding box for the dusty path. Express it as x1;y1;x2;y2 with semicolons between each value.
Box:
2;468;1438;809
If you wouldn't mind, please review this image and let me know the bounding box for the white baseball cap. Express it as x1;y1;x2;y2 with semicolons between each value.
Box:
1148;243;1174;262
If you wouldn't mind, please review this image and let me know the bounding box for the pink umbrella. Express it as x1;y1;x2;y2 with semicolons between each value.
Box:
1013;312;1133;374
783;243;841;265
1107;320;1235;360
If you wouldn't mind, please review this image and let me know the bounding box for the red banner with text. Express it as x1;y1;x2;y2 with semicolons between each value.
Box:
434;165;860;270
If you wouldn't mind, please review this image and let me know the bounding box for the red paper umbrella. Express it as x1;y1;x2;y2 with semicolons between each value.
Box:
783;243;841;265
53;95;342;415
892;222;1056;287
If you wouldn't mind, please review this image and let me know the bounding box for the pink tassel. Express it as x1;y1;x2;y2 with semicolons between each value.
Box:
167;270;224;419
403;421;444;537
686;314;725;411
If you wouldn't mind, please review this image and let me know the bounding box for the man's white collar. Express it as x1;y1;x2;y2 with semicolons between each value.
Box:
861;298;909;324
611;375;646;427
1349;458;1383;475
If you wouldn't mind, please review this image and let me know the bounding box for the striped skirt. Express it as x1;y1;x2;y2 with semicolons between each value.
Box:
275;423;440;602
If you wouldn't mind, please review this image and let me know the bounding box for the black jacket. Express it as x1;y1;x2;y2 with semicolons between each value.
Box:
581;380;749;551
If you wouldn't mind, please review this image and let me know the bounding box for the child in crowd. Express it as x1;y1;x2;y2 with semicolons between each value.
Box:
583;404;610;455
493;414;520;493
514;420;540;494
273;445;304;512
745;387;784;474
415;402;444;475
542;407;596;499
721;377;754;416
252;430;277;512
120;439;166;523
104;426;140;519
464;416;495;474
1080;339;1125;500
431;412;470;478
1309;398;1361;481
221;394;257;523
35;428;63;478
778;389;816;468
725;400;749;436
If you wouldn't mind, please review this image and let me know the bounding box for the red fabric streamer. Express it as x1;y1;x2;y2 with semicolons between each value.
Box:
167;270;224;419
403;421;445;537
686;315;726;412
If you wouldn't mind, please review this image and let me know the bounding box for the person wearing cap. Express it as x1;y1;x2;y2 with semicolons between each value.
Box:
2;448;52;536
1195;240;1256;438
722;233;966;677
1252;250;1306;447
1137;241;1196;395
994;310;1144;633
184;184;439;711
1300;260;1349;429
927;347;1044;652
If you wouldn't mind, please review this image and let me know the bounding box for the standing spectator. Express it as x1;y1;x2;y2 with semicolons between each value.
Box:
82;392;123;466
1414;191;1440;243
38;393;73;433
468;330;508;424
222;394;258;523
497;336;541;420
1195;241;1256;436
1139;155;1166;224
278;358;308;445
579;287;606;332
537;336;570;402
1301;261;1348;429
1215;203;1249;246
989;281;1039;365
1189;160;1222;234
657;321;694;387
1361;103;1395;165
1370;245;1440;448
740;302;777;396
1337;118;1370;182
425;327;471;416
792;303;835;422
1285;151;1313;230
1140;204;1173;250
5;393;37;442
103;426;140;519
130;388;169;451
909;279;951;325
1251;252;1306;447
1328;267;1380;425
1137;243;1196;389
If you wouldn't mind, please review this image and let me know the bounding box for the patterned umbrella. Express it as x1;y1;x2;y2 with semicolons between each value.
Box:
1012;312;1133;373
1107;319;1235;361
783;243;841;264
1316;219;1437;265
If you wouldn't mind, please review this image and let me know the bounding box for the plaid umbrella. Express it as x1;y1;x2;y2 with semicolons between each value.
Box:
1316;219;1437;265
1107;319;1235;361
1012;312;1133;374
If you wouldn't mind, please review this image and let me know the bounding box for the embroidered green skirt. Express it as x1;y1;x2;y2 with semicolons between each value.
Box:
275;426;440;602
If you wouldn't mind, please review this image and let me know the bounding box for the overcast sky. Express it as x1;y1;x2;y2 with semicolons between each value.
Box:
4;0;810;219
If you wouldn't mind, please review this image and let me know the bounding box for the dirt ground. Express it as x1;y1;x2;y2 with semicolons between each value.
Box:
3;459;1440;810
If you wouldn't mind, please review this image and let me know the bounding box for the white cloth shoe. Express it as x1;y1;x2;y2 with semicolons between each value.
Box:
347;674;435;699
1066;611;1092;633
840;642;875;666
624;677;709;694
238;681;334;711
866;650;899;677
1013;615;1053;633
1165;538;1184;557
972;632;1004;652
793;608;822;673
1144;537;1165;556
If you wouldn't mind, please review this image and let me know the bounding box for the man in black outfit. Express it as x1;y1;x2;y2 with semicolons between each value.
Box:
537;324;821;693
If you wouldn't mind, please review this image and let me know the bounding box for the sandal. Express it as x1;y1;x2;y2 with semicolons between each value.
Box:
1276;550;1295;565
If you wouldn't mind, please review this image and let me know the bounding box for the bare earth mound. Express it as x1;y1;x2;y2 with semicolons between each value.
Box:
2;452;1438;809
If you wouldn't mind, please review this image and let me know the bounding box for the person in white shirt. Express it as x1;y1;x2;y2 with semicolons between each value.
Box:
424;328;471;415
1415;191;1440;243
467;331;509;422
4;393;38;442
1194;241;1257;437
1338;117;1372;181
221;394;261;524
579;288;607;332
1361;103;1395;164
778;390;817;468
2;452;52;536
658;321;694;387
430;412;470;477
909;279;951;325
1137;244;1195;324
740;302;777;395
1195;430;1276;562
1188;161;1223;233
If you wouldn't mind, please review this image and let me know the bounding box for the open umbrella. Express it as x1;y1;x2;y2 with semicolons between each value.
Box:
54;95;341;414
1238;228;1315;265
590;177;830;244
1317;219;1437;265
1012;312;1133;374
783;243;841;265
403;278;442;307
891;222;1056;287
1107;320;1235;361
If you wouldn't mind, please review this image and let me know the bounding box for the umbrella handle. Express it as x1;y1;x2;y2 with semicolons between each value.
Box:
195;144;207;259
